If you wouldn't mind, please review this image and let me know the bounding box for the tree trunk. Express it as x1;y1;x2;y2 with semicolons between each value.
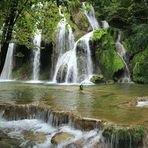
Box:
0;27;13;73
0;0;18;74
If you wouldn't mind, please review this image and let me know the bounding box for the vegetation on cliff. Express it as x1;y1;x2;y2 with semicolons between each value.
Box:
0;0;147;83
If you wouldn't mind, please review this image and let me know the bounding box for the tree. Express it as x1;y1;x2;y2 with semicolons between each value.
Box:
0;0;32;73
0;0;61;74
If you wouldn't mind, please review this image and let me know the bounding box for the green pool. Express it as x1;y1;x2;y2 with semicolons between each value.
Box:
0;81;148;127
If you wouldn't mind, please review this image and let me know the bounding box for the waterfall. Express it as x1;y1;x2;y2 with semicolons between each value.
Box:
52;4;100;84
52;7;76;83
76;3;99;83
0;43;14;80
115;32;131;83
82;2;100;30
76;31;94;82
32;29;41;81
102;20;109;28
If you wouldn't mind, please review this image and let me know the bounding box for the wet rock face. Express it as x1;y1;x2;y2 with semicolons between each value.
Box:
72;117;104;131
51;132;75;145
56;64;68;83
102;126;146;148
0;104;105;131
0;104;43;120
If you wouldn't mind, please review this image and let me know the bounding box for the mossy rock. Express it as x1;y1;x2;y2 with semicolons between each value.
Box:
103;125;145;148
12;62;32;80
94;29;125;80
90;74;105;84
72;11;89;32
131;50;148;83
71;11;90;40
51;132;75;145
97;49;125;80
40;69;50;80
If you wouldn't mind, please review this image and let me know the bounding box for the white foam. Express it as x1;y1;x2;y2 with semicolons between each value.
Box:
0;118;102;147
24;80;45;84
0;119;56;147
136;100;148;107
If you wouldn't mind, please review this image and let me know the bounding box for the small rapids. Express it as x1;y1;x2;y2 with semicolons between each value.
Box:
0;112;102;147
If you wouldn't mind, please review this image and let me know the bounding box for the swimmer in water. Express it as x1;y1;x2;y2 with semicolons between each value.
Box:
79;84;83;90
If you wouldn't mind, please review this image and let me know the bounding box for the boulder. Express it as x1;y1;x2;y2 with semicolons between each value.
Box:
51;132;75;145
90;74;105;84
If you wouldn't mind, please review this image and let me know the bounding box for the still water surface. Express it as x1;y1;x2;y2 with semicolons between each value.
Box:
0;81;148;126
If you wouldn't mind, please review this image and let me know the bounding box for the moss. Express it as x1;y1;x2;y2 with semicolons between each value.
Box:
97;49;125;80
90;74;105;84
131;50;148;83
92;29;107;41
103;125;145;148
39;69;50;80
94;29;125;80
12;63;32;80
71;11;89;40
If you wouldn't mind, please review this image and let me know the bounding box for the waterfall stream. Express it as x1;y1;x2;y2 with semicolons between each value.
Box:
115;33;131;83
102;20;109;28
0;43;14;80
82;2;100;30
76;31;94;83
52;3;100;84
52;15;76;83
32;29;41;81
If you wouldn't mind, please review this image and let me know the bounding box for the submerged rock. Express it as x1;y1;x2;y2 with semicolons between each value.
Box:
0;130;21;148
51;132;75;145
23;131;46;144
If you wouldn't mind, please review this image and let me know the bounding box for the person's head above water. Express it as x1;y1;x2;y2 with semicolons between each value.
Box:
79;84;83;90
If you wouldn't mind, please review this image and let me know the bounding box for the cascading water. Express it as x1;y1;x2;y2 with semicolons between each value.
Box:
76;32;94;82
82;2;100;30
51;9;70;74
32;29;41;81
52;9;76;83
102;20;109;28
115;32;131;83
0;43;14;80
52;3;100;84
76;3;99;83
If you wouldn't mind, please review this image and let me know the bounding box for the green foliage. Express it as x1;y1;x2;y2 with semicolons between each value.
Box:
92;29;107;41
0;0;60;46
98;49;125;79
66;0;81;13
131;50;148;83
126;24;148;55
40;1;61;43
95;30;125;80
